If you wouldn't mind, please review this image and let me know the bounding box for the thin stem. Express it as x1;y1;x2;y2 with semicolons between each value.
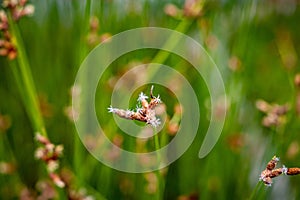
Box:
153;127;164;200
151;19;192;64
79;0;91;61
7;12;47;137
248;181;263;200
73;0;92;183
146;19;193;200
147;19;193;81
154;131;160;153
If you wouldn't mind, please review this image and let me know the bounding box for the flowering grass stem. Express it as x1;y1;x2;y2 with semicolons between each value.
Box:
145;19;193;199
153;127;166;200
73;0;92;184
7;11;47;137
248;181;263;200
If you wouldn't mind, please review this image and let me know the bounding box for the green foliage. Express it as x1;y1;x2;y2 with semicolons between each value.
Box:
1;0;300;199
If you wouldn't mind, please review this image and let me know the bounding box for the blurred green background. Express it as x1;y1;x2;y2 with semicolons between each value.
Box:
1;0;300;199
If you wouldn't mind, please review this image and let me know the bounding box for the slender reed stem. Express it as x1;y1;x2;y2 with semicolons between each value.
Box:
147;19;193;81
145;19;193;199
153;127;164;200
7;12;47;137
73;0;92;182
248;181;263;200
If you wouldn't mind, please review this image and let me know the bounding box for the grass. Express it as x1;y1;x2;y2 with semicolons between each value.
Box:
1;0;300;199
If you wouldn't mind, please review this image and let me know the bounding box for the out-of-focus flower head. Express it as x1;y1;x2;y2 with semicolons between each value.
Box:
108;86;162;127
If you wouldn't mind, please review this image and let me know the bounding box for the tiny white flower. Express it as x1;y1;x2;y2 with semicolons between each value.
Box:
273;156;280;162
45;143;55;153
23;4;35;16
34;147;44;159
55;145;64;156
148;118;160;127
154;95;161;104
108;105;116;113
136;106;143;113
47;160;59;172
138;92;148;102
282;165;288;175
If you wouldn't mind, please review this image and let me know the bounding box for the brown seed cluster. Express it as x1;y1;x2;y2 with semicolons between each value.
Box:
0;0;34;60
20;170;95;199
87;16;111;47
164;0;204;19
0;10;17;60
183;0;204;18
259;156;300;186
108;86;162;127
256;99;289;127
144;172;158;194
2;0;34;20
164;4;181;18
35;133;65;188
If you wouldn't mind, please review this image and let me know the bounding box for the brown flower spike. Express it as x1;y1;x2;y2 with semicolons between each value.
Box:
259;156;300;186
35;133;65;188
108;86;162;127
0;0;34;60
256;99;289;127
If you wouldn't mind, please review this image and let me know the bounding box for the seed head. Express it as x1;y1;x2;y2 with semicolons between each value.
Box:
259;155;300;186
108;86;162;127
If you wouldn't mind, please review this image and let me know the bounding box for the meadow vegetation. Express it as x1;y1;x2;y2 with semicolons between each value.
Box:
0;0;300;199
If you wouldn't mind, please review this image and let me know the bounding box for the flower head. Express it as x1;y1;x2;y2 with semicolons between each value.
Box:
138;92;148;102
108;86;162;127
256;99;289;128
259;155;300;186
0;0;35;60
35;133;65;187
